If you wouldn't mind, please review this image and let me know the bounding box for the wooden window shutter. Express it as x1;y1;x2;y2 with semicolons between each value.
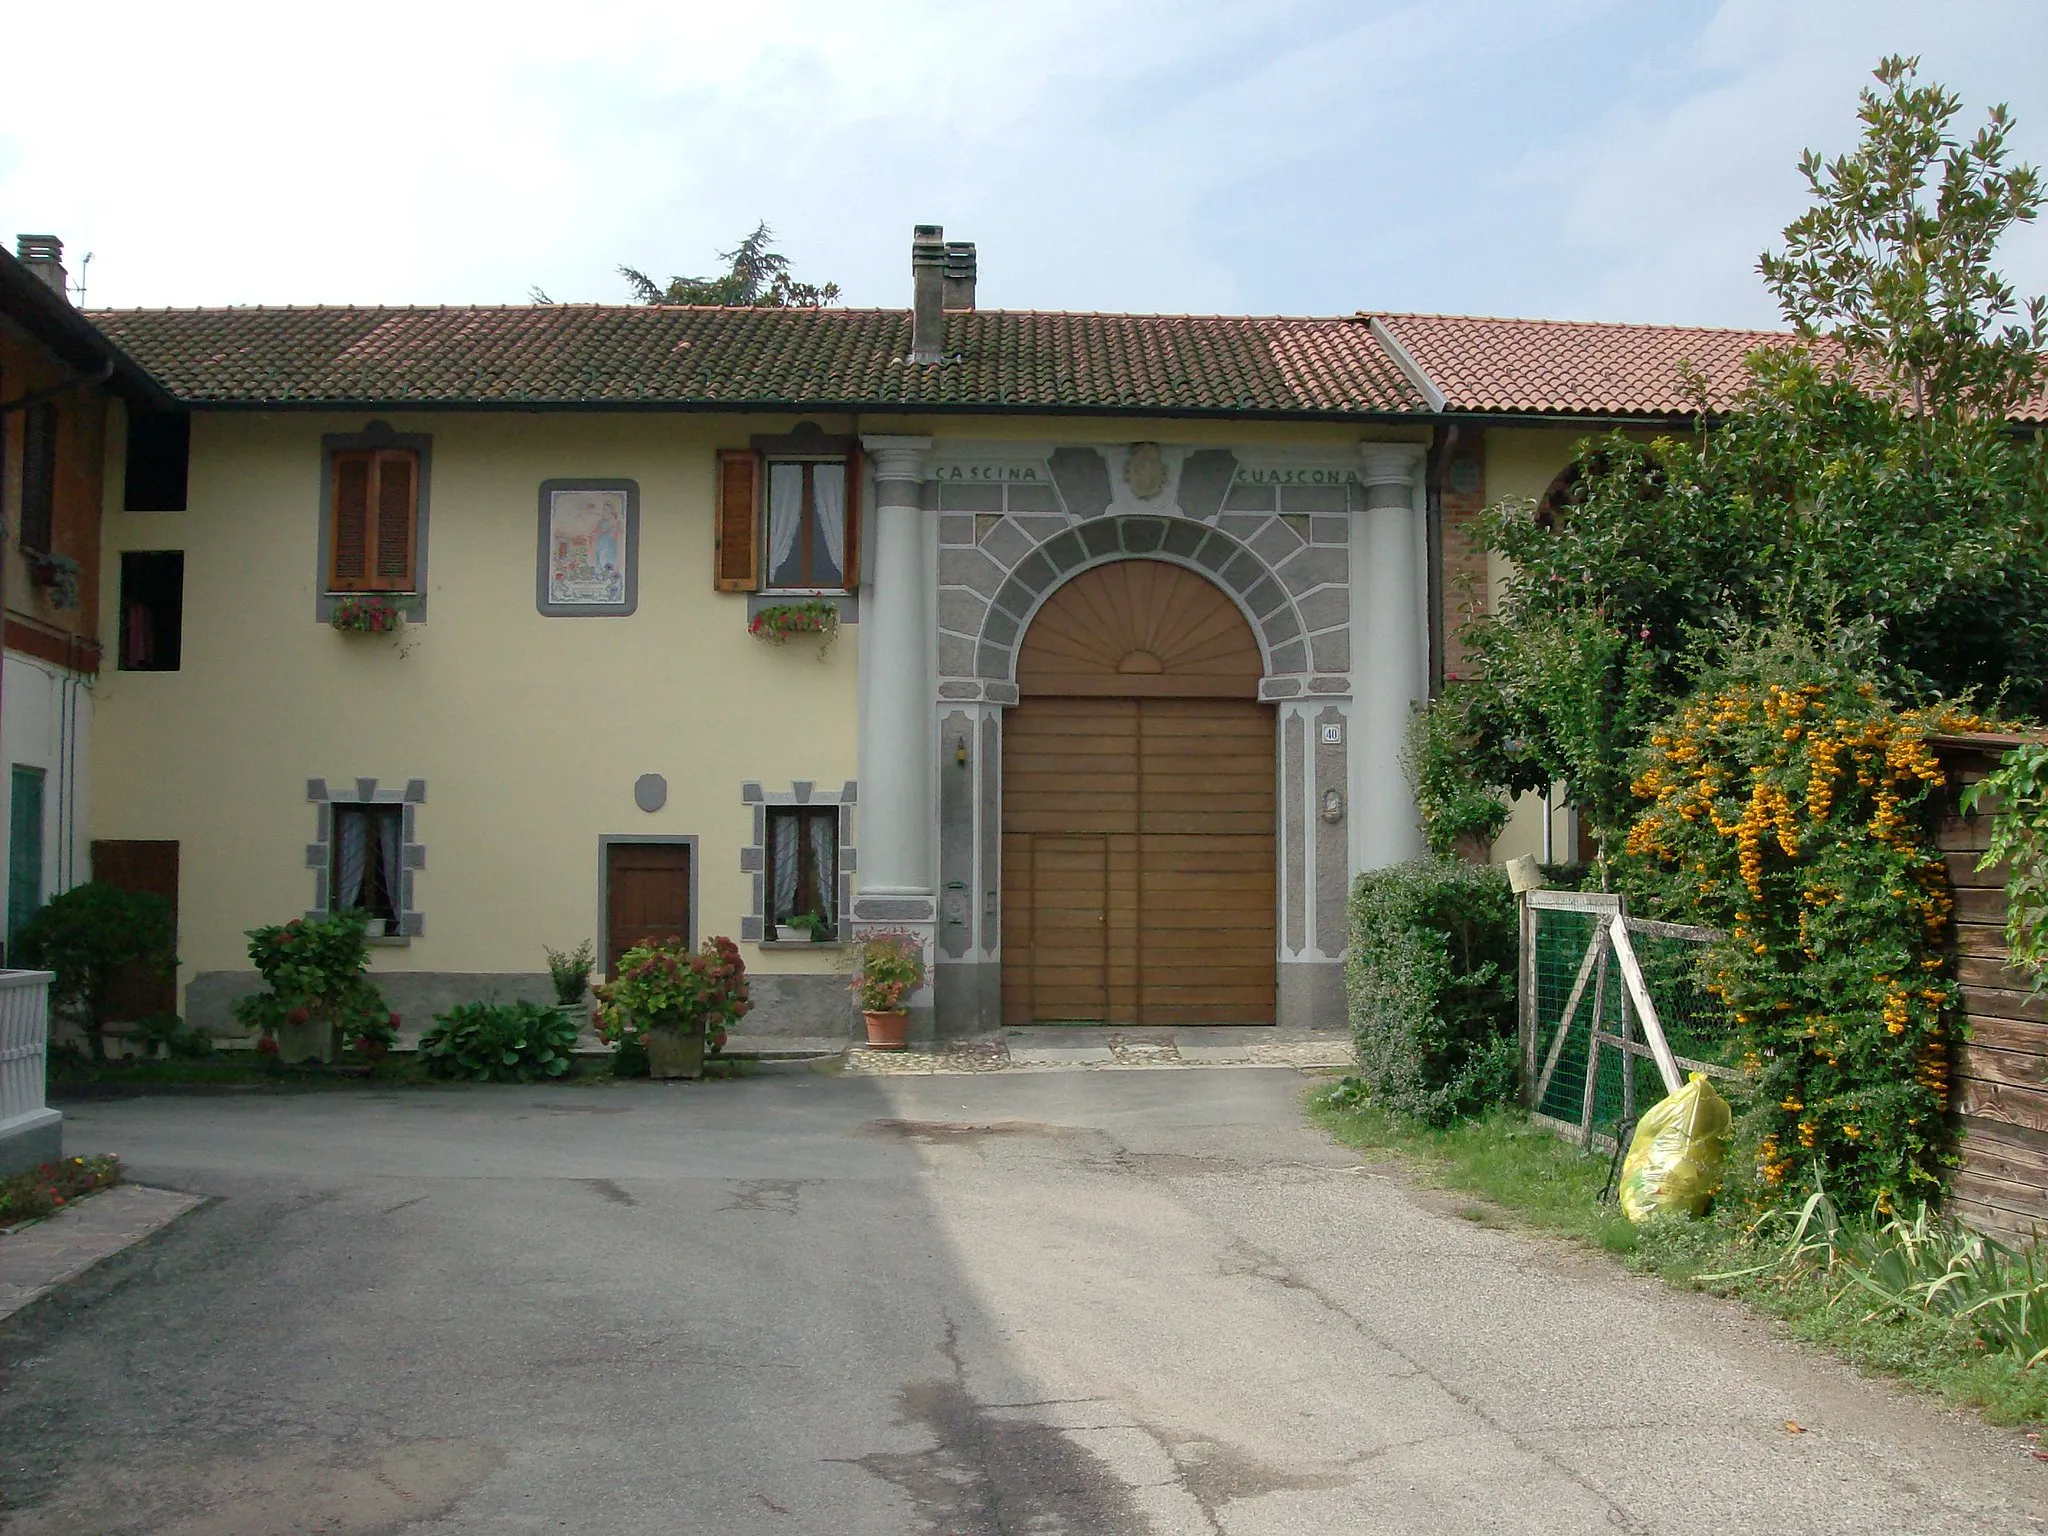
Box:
840;441;862;590
330;451;373;590
715;449;761;592
372;450;418;590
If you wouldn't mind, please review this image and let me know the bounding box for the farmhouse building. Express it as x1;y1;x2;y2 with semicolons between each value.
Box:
44;226;1801;1040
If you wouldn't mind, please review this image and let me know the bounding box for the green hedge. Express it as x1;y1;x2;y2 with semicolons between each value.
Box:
1345;860;1519;1124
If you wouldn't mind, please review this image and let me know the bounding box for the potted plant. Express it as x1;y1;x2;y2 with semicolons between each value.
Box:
781;912;832;943
229;909;396;1064
847;928;924;1050
25;551;82;613
545;939;595;1028
593;934;750;1080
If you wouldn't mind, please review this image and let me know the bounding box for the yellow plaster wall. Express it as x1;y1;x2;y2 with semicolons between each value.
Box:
1481;426;1590;869
94;410;870;994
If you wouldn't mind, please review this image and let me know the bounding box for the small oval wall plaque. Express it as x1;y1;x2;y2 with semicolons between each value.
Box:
633;774;667;813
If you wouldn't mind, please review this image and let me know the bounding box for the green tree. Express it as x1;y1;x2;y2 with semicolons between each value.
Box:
1456;57;2048;862
16;882;177;1063
1760;54;2045;421
619;222;841;308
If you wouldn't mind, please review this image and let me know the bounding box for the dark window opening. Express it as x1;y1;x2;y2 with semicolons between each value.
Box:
331;804;403;927
764;460;848;589
765;806;838;937
19;402;58;553
124;411;191;511
119;551;184;671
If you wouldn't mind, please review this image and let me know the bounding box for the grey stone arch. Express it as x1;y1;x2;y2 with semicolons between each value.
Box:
969;515;1312;685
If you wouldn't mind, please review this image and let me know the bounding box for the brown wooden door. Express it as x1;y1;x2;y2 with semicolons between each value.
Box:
1001;561;1275;1026
90;839;179;1020
605;841;692;978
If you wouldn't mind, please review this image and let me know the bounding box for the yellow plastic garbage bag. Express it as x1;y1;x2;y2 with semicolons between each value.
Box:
1619;1072;1731;1223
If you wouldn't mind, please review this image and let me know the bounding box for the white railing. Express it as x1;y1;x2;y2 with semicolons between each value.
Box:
0;969;58;1141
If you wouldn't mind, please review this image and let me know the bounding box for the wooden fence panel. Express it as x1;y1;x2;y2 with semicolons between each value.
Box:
1931;734;2048;1241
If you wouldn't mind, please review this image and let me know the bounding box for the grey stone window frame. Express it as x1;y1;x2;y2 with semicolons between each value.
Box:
306;777;427;939
738;780;856;944
537;478;640;617
316;422;432;624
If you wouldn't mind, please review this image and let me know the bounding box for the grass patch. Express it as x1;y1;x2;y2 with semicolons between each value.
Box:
0;1154;121;1227
1307;1083;2048;1432
1306;1090;1637;1255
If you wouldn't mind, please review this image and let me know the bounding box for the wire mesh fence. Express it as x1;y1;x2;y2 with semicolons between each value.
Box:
1521;891;1738;1153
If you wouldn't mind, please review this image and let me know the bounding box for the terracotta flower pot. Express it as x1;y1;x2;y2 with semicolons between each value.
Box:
276;1017;336;1065
645;1025;705;1080
864;1010;910;1051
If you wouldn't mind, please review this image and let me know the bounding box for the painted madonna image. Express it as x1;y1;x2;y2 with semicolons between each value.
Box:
547;488;629;606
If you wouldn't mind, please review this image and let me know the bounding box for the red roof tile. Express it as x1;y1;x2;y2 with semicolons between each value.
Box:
83;305;1428;416
82;302;2046;423
1374;312;1790;417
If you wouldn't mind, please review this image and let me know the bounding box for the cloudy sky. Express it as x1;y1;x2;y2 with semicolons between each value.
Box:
4;0;2044;327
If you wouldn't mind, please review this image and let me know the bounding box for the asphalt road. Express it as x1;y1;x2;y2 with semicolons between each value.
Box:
0;1068;2040;1534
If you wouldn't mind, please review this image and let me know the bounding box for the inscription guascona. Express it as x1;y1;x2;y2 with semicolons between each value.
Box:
1233;465;1362;486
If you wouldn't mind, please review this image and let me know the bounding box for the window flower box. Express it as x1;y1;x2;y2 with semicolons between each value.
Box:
25;552;81;613
330;595;405;635
748;600;839;656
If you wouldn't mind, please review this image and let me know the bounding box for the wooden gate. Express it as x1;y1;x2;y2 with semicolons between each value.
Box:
1000;561;1274;1025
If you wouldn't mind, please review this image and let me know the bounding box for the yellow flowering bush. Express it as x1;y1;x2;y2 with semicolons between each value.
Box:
1624;648;1987;1212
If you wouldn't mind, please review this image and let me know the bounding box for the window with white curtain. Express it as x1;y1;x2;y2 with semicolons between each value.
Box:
764;806;838;937
330;803;403;925
763;459;848;590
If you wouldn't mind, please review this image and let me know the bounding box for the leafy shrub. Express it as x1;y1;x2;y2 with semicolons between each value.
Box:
1623;639;1991;1211
127;1014;213;1060
1345;860;1518;1124
1402;696;1511;859
15;881;178;1062
0;1155;120;1226
417;1000;579;1082
1961;741;2048;990
231;909;397;1055
594;935;750;1050
544;940;596;1006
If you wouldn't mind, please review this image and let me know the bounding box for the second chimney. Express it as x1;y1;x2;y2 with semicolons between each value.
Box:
943;241;976;311
911;225;947;362
15;234;67;302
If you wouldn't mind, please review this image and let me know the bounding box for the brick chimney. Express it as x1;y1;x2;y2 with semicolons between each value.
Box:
15;235;67;301
942;241;976;311
910;225;947;362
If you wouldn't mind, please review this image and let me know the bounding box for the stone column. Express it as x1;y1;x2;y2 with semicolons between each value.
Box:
1351;443;1429;872
856;436;936;899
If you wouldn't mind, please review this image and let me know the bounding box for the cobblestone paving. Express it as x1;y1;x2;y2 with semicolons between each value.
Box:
0;1184;205;1321
840;1031;1354;1075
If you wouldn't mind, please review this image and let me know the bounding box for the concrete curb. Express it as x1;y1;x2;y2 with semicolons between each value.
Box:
0;1184;206;1324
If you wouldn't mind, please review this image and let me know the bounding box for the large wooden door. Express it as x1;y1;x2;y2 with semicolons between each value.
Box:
91;839;179;1020
604;841;692;978
1001;561;1275;1025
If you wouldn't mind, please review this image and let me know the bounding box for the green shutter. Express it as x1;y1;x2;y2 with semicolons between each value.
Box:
8;767;47;959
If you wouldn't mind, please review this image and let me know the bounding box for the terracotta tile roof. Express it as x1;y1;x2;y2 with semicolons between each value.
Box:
83;305;1430;416
1373;312;1791;417
82;301;2047;423
1375;310;2048;423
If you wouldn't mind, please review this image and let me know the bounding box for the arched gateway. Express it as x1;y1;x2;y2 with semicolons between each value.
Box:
1000;559;1276;1025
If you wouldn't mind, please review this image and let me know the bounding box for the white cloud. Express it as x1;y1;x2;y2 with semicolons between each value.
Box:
1;0;2043;325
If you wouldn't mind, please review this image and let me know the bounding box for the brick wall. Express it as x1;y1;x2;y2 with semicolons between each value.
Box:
1439;428;1488;681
